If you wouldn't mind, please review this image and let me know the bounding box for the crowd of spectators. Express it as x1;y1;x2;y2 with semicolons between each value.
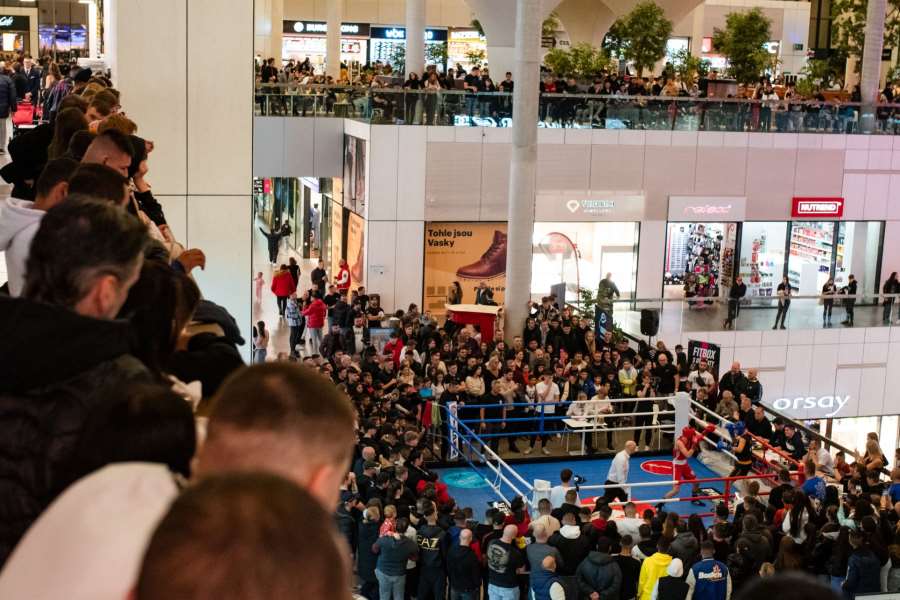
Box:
0;52;898;600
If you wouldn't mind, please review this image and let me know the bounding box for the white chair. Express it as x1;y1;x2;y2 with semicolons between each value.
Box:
652;403;676;450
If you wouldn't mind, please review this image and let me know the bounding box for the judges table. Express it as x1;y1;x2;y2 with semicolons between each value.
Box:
563;418;606;456
445;303;501;335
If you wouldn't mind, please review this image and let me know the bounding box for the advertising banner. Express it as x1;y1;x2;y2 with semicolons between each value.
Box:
424;222;507;316
343;136;366;216
687;340;721;378
595;307;613;338
347;211;365;287
330;202;344;280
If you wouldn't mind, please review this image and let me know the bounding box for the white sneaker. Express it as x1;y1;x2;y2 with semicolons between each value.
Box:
541;447;551;455
522;447;533;455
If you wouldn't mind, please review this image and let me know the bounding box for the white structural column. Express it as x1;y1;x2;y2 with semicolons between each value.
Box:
503;0;541;339
114;0;253;357
859;0;886;133
326;0;343;80
270;0;284;67
405;0;426;75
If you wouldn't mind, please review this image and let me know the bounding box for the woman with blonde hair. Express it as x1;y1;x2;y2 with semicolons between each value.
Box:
861;436;887;473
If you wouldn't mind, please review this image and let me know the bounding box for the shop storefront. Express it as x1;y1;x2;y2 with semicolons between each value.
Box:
665;196;885;301
533;192;645;305
369;26;448;71
281;20;370;72
447;28;486;72
2;14;34;54
664;197;743;300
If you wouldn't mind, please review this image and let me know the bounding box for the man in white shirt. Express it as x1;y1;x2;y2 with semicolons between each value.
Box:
807;438;834;476
614;501;645;540
397;338;422;365
591;383;615;450
549;468;580;508
687;360;715;398
604;440;636;503
529;373;560;455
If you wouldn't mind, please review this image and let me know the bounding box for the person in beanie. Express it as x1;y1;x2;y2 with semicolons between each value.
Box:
651;558;687;600
685;541;731;600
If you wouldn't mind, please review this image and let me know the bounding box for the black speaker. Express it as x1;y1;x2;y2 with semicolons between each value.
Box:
640;309;660;337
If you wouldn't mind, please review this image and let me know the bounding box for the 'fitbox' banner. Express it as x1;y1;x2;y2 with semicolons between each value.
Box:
687;340;721;378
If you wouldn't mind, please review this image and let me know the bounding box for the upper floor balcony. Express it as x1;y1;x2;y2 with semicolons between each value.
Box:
254;84;900;135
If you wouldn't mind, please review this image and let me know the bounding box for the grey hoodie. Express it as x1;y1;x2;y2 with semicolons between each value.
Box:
0;197;43;295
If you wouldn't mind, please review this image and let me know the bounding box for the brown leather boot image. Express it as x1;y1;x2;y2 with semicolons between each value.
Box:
456;230;507;279
350;237;364;284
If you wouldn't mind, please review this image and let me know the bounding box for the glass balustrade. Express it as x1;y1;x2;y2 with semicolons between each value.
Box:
254;84;898;134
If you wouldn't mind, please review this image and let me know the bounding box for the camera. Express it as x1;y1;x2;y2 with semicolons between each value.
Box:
572;474;587;491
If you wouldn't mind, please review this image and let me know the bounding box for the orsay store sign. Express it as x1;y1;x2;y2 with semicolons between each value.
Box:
535;192;646;222
283;21;371;36
764;394;852;418
791;196;844;218
668;196;747;221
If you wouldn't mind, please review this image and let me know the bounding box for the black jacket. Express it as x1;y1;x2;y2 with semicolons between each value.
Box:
0;297;153;566
576;551;623;600
357;520;381;582
0;74;17;118
447;543;481;591
549;526;594;576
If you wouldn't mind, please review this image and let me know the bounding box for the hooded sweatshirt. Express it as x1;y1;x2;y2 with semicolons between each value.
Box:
0;197;43;295
549;524;593;576
638;552;673;600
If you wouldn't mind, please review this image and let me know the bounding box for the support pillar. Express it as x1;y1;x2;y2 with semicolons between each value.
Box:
326;0;343;80
859;0;885;133
503;0;541;340
406;0;425;75
270;0;283;67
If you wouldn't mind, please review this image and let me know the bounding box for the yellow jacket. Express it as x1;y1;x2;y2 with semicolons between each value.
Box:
619;368;638;396
638;552;673;600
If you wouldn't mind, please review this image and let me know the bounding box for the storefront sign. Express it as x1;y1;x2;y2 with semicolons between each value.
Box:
283;20;370;36
768;395;850;418
0;16;29;31
687;340;721;378
370;26;448;41
450;29;484;41
535;193;646;222
791;197;844;218
668;196;747;221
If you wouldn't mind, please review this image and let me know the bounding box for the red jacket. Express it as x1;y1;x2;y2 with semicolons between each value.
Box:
271;271;296;297
336;266;351;291
302;298;327;328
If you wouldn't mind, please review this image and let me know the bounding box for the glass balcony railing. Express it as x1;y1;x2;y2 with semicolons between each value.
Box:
254;84;900;134
592;293;900;338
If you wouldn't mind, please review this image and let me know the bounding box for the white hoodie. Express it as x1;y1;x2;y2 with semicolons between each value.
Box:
0;197;44;296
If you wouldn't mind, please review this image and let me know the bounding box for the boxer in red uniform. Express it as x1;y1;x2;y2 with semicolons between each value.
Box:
664;425;714;505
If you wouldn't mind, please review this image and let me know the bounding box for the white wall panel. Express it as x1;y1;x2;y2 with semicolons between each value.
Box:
734;330;762;348
253;117;286;175
313;118;345;177
282;117;316;175
365;221;398;312
858;367;886;417
782;344;813;399
344;118;371;140
396;127;427;221
809;344;839;397
885;343;900;413
156;196;188;244
394;221;425;310
838;343;864;365
834;368;863;418
188;0;253;195
862;342;889;364
368;126;400;221
187;196;252;353
757;345;787;369
636;221;665;300
116;0;188;196
732;346;761;368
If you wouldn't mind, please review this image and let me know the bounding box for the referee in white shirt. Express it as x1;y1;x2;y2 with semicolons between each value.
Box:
604;440;637;503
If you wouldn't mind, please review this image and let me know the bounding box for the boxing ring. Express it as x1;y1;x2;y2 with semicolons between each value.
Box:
435;393;805;520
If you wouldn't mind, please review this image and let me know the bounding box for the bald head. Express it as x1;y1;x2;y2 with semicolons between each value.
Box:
502;524;518;542
533;522;549;543
625;441;637;454
460;529;473;546
542;555;557;572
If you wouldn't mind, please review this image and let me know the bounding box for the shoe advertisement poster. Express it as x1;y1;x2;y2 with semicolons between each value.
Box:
347;211;365;287
343;135;366;216
424;222;507;316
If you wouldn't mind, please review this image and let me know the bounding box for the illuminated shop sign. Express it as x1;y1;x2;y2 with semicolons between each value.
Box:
370;26;448;41
536;193;646;221
668;196;747;221
791;197;844;218
283;21;370;36
770;394;850;418
0;15;29;30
